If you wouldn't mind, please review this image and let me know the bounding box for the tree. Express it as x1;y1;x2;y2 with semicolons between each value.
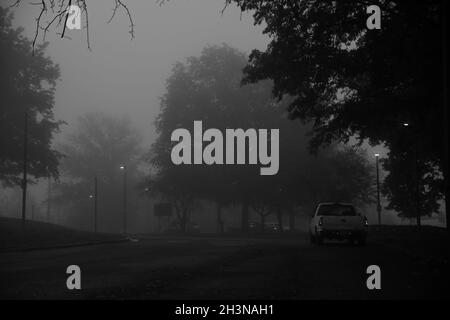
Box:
382;129;443;225
0;7;62;187
148;44;375;233
54;112;142;232
149;44;267;232
226;0;446;227
309;146;375;206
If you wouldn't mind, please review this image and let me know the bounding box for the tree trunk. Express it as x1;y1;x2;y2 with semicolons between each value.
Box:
217;203;224;234
260;214;265;232
180;207;188;233
241;200;249;233
276;205;283;232
180;214;186;233
289;209;295;232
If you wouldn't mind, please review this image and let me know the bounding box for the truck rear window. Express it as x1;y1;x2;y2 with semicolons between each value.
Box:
317;204;357;216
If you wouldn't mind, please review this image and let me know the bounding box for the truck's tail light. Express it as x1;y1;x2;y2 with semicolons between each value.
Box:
318;217;323;226
364;217;369;226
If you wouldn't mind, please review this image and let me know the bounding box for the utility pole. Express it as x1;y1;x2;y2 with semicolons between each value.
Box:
94;175;98;232
21;110;28;230
375;153;381;229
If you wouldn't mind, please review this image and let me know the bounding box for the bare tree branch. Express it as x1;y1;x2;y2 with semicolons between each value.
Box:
106;0;135;40
31;0;47;55
116;0;135;40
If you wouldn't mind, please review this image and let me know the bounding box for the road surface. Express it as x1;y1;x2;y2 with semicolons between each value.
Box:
0;234;447;299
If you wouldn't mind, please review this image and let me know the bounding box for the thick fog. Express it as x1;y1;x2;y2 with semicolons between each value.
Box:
2;0;445;232
5;1;271;231
12;0;269;144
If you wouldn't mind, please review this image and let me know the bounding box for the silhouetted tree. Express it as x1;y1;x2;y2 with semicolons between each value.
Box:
149;44;266;232
148;44;374;233
382;132;443;225
226;0;446;227
0;7;62;187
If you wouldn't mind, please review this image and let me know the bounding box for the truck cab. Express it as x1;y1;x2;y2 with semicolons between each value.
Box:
309;202;368;246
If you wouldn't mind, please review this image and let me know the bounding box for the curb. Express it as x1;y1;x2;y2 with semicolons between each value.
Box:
0;238;131;253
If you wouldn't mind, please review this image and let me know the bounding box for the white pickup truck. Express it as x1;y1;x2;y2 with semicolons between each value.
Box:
309;202;368;246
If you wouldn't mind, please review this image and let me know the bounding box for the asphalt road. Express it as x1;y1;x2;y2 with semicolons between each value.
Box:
0;234;447;299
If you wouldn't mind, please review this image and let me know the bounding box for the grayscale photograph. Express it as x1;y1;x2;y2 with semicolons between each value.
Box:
0;0;448;306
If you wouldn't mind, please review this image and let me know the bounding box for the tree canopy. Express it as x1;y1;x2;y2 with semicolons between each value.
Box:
227;0;445;221
148;44;374;232
0;7;62;187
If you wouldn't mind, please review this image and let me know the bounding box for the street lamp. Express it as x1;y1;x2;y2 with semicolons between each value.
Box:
94;176;98;232
88;175;98;232
47;175;51;223
402;121;421;227
120;165;127;234
374;153;381;229
21;110;29;230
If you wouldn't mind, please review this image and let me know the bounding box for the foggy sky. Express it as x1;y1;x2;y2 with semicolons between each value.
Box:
11;0;269;146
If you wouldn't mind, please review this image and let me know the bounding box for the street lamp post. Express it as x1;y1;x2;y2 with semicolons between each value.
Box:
144;187;151;232
89;176;98;232
21;110;28;230
94;175;98;232
403;122;421;227
47;175;51;222
374;153;381;229
120;165;127;234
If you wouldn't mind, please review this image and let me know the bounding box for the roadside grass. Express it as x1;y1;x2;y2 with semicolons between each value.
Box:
0;217;126;252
